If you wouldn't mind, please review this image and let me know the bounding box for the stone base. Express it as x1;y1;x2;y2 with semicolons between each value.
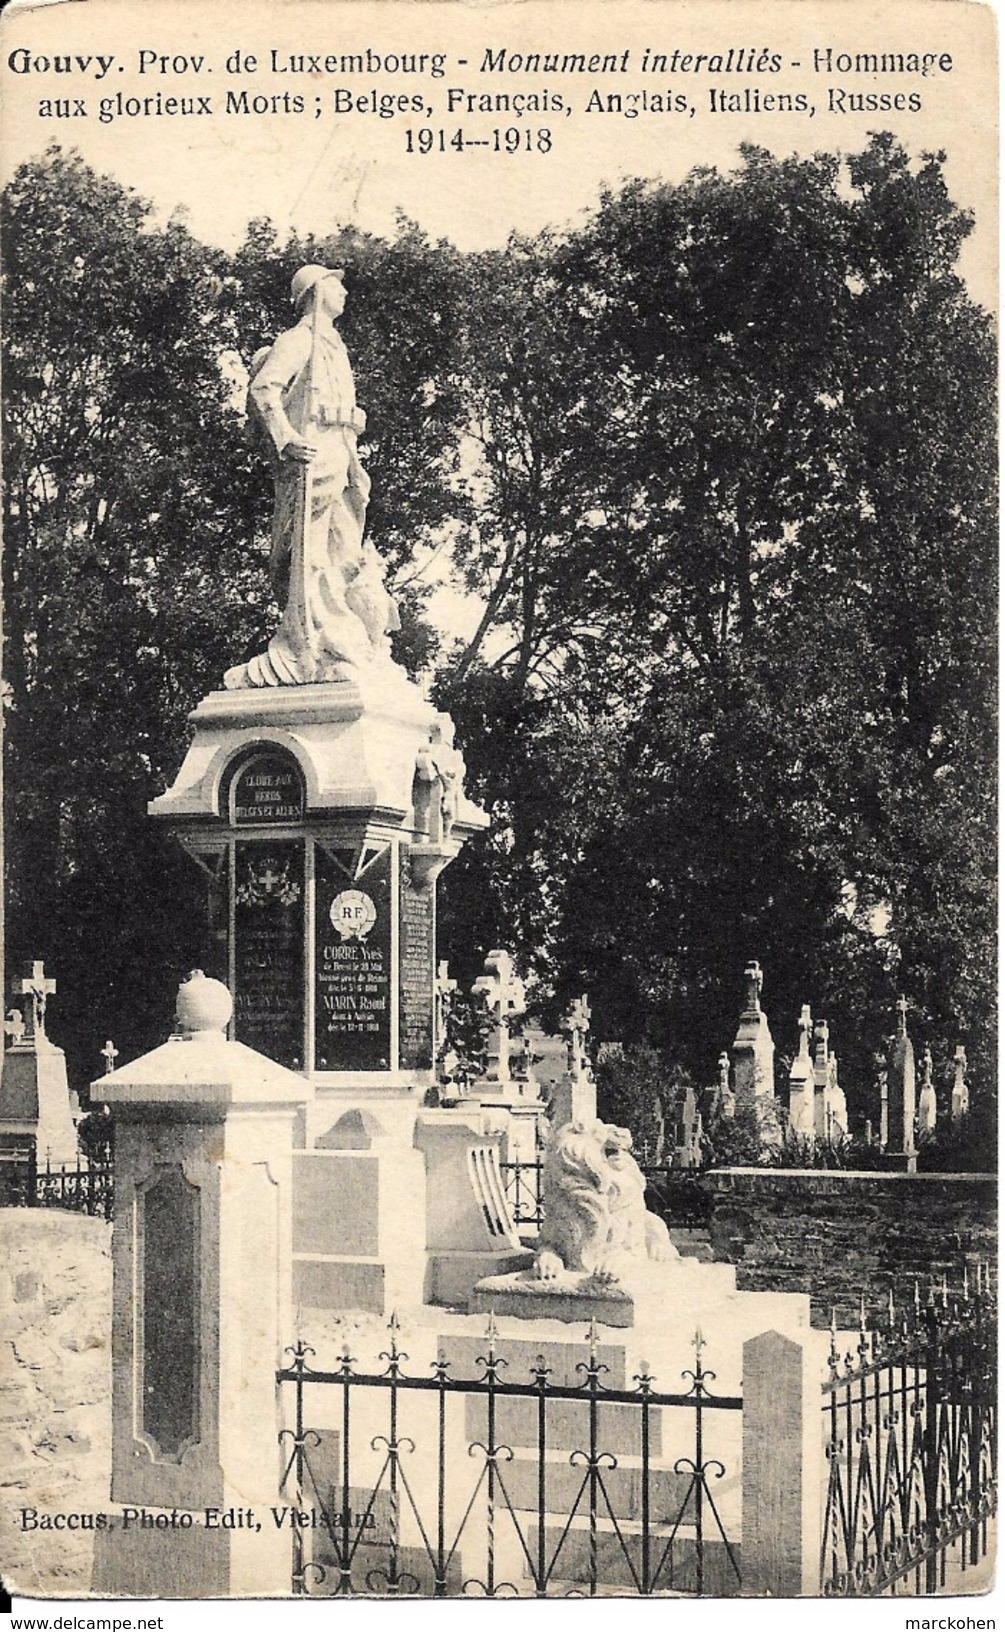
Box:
427;1247;533;1309
0;1042;79;1165
472;1270;635;1327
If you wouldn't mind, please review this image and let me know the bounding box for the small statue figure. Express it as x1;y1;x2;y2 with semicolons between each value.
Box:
225;264;400;689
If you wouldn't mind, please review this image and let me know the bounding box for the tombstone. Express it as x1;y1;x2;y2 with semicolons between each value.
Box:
875;1051;890;1150
471;950;525;1091
93;973;310;1596
730;962;777;1144
0;960;79;1163
787;1005;815;1140
825;1053;849;1140
811;1019;830;1138
917;1044;938;1136
703;1049;735;1124
673;1079;702;1169
885;995;917;1170
548;993;597;1126
951;1044;970;1121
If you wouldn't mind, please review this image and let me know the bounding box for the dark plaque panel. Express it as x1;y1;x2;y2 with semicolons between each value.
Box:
315;846;392;1072
233;839;305;1068
232;753;304;825
142;1167;199;1458
398;848;435;1071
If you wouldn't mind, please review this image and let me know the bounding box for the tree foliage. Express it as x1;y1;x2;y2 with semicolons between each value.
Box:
2;140;995;1148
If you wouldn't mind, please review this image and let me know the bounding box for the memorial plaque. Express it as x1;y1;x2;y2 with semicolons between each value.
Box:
142;1167;199;1459
233;839;305;1068
231;752;304;826
315;846;392;1072
398;848;435;1071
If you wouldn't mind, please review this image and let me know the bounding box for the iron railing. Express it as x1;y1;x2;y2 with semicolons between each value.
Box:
821;1268;997;1596
499;1156;710;1235
0;1146;113;1220
277;1315;742;1597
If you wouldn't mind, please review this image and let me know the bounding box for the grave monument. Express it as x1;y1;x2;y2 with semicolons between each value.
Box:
0;959;79;1162
95;267;829;1598
148;264;489;1312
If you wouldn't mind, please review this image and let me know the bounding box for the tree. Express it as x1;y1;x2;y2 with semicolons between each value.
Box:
439;140;995;1125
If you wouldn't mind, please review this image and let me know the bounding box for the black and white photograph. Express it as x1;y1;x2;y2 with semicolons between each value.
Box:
0;0;997;1614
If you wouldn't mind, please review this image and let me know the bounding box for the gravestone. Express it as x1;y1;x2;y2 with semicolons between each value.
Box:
0;960;78;1162
730;961;778;1145
917;1044;938;1135
885;995;917;1169
951;1044;969;1121
787;1005;815;1139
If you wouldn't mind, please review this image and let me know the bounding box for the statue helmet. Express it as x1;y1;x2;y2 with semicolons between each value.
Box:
290;264;345;309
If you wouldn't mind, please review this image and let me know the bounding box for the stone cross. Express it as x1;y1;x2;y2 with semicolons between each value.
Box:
4;1007;25;1047
472;950;524;1084
951;1044;969;1121
887;994;916;1158
102;1039;120;1075
19;960;56;1039
741;960;764;1016
561;993;591;1079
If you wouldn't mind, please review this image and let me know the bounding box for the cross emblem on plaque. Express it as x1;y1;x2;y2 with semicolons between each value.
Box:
19;960;55;1039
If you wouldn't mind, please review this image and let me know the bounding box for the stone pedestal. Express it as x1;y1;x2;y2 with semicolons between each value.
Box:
293;1105;427;1314
93;977;311;1597
0;1028;78;1163
731;962;777;1141
148;670;489;1322
415;1107;532;1307
149;673;487;1090
886;997;917;1171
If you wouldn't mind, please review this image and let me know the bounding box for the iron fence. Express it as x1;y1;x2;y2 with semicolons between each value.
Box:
0;1146;113;1220
499;1156;708;1235
821;1268;997;1596
277;1315;742;1597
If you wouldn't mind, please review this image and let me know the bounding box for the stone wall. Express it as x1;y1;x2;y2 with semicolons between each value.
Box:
0;1208;112;1598
704;1169;996;1324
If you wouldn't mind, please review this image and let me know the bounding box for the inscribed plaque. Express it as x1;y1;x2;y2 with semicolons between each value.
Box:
398;847;435;1071
233;839;305;1068
314;846;392;1071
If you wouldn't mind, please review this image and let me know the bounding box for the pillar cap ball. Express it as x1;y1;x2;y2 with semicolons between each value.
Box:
176;970;233;1034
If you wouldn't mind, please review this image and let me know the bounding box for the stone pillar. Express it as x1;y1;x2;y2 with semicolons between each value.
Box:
731;961;777;1143
741;1329;824;1595
876;1052;889;1150
812;1019;830;1138
886;995;917;1169
0;960;78;1163
787;1005;815;1140
93;973;311;1597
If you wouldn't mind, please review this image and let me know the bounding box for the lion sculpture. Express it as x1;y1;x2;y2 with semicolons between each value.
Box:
533;1119;677;1285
